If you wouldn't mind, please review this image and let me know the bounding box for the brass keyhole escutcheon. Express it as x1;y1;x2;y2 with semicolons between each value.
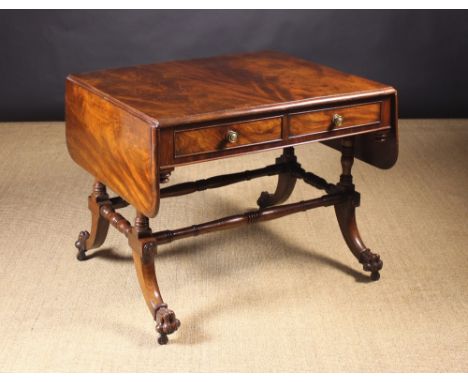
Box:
226;130;239;143
332;114;344;127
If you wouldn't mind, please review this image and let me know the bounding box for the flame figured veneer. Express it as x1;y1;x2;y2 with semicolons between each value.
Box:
66;51;398;345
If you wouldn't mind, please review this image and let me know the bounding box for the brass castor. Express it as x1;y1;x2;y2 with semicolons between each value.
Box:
155;304;181;345
75;230;90;261
76;250;88;261
157;333;169;345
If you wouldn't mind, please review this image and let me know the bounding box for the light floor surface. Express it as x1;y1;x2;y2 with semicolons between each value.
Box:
0;119;467;372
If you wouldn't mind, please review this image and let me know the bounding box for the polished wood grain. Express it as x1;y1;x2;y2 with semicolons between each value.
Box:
67;51;398;172
67;51;398;345
257;147;297;208
289;102;382;138
160;161;287;199
66;80;160;217
174;116;281;157
69;51;395;128
128;214;180;345
322;94;398;169
334;138;383;280
153;192;349;245
158;95;396;168
74;181;111;261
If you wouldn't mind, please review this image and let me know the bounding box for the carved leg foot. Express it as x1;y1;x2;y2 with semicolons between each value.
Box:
130;214;180;345
75;181;110;261
257;147;297;208
155;304;181;345
334;138;383;281
359;249;383;281
335;197;383;281
75;231;90;261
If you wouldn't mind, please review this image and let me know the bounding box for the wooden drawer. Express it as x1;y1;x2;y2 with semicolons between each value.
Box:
289;102;382;138
174;117;282;157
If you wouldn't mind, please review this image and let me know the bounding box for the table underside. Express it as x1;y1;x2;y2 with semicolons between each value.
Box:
74;139;387;344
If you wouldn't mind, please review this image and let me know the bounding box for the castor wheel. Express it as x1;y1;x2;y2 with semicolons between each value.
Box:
75;230;90;261
154;304;180;345
76;250;88;261
157;333;169;345
370;271;380;281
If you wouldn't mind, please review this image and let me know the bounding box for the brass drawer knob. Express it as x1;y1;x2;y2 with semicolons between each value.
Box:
226;130;239;143
332;114;344;127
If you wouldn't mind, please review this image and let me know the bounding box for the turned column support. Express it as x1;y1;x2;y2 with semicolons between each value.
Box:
128;212;180;345
74;142;385;347
334;137;383;281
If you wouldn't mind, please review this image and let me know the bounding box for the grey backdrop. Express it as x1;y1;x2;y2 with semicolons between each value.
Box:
1;10;467;121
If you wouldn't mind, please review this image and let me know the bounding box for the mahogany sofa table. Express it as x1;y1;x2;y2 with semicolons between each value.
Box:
66;51;398;345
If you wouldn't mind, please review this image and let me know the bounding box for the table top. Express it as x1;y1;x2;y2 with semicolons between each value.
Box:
66;50;398;217
68;50;394;128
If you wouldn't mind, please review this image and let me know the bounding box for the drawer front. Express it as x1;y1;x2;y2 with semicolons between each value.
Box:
174;117;282;157
289;102;381;138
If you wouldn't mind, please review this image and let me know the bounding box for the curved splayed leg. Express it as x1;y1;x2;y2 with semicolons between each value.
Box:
257;147;297;208
334;199;383;281
129;213;180;345
75;181;110;261
334;138;383;281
